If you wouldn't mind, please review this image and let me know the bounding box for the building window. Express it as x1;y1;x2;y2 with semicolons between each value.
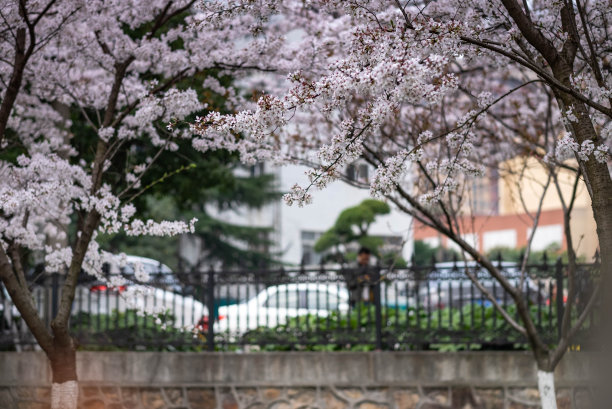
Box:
489;168;499;214
359;164;369;183
249;162;265;177
483;229;517;251
301;230;323;265
527;225;563;251
346;164;356;181
346;162;369;184
470;170;499;215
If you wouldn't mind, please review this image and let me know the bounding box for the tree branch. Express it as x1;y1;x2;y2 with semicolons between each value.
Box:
550;282;600;368
7;243;28;290
0;27;27;147
0;246;53;353
498;0;559;64
361;145;550;357
520;171;552;289
50;210;100;344
459;36;612;117
550;169;580;340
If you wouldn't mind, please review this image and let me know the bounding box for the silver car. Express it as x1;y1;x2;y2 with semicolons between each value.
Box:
410;261;547;309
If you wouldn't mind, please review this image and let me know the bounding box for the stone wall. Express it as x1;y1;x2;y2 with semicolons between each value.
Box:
0;352;595;409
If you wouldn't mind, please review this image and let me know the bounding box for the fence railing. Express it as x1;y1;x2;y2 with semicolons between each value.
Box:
0;259;598;351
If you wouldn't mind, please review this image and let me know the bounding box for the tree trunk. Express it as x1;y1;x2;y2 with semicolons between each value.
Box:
49;342;78;409
537;370;557;409
549;67;612;351
549;63;612;268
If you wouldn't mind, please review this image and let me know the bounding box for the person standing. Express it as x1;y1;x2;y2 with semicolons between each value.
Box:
343;247;374;307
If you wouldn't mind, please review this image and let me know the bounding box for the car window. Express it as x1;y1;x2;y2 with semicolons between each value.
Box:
303;289;339;310
264;290;300;309
120;263;173;279
142;263;171;274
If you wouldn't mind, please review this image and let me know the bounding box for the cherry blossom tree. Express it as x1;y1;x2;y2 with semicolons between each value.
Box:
0;1;290;407
191;2;611;408
1;1;609;408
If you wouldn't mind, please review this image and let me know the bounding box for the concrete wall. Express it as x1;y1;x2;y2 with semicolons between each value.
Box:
0;351;596;409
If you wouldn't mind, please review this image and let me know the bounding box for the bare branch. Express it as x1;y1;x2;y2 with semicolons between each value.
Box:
520;170;553;288
212;61;278;73
550;282;600;368
462;262;527;335
550;168;581;340
361;144;551;355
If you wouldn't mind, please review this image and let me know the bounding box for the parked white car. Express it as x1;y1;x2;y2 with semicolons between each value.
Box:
215;283;349;334
72;285;208;330
96;255;184;294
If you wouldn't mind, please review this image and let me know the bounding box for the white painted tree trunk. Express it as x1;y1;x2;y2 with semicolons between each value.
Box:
537;370;557;409
51;381;78;409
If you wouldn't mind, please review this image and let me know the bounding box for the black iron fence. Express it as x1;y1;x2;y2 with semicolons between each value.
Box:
0;258;598;351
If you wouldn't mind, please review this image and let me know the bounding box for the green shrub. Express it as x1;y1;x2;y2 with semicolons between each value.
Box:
237;303;563;351
71;309;206;351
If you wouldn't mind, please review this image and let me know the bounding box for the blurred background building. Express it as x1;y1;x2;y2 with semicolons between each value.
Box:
414;157;598;260
194;161;413;267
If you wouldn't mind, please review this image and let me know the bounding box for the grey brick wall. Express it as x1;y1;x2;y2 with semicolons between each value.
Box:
0;352;595;409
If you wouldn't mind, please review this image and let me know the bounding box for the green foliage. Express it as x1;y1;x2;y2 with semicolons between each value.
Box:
412;240;459;266
379;253;407;268
333;199;390;236
238;305;393;351
356;236;384;252
485;243;585;264
189;212;276;268
412;240;586;269
69;302;592;352
314;199;399;263
334;199;391;234
85;69;280;269
485;246;523;263
70;310;207;351
238;303;565;352
314;230;342;253
100;194;278;270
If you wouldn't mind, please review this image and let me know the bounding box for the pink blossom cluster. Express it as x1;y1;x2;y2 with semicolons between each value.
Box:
189;0;611;217
0;0;293;300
